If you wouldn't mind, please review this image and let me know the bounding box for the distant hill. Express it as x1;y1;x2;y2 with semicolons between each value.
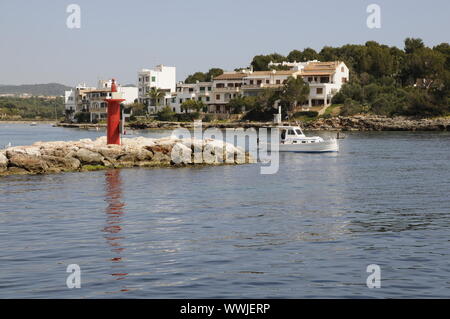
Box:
0;83;72;96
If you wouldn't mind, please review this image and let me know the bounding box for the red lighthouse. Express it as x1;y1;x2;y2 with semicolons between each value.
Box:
105;79;125;145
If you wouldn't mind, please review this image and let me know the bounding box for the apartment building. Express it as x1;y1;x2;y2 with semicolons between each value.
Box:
167;81;213;113
137;65;176;112
64;80;137;122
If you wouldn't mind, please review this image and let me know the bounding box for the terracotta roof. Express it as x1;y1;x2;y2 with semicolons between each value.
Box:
213;73;249;80
246;70;298;77
301;61;342;75
86;89;111;93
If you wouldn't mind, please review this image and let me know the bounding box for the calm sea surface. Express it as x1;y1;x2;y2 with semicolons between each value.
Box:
1;123;450;298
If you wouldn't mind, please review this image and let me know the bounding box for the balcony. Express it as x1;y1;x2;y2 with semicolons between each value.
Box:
213;87;241;93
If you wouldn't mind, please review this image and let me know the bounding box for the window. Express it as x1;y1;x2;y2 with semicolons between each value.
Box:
216;94;220;100
266;80;269;84
189;88;194;92
216;83;224;88
342;77;347;83
227;83;234;87
341;66;345;72
208;86;212;91
316;88;323;94
179;98;183;103
151;76;156;82
200;87;205;91
288;129;295;135
257;80;262;85
198;97;202;101
295;129;302;135
276;80;281;84
206;97;210;102
250;80;254;85
320;77;329;83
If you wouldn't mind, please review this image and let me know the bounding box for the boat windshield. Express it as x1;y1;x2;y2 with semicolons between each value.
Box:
295;129;303;135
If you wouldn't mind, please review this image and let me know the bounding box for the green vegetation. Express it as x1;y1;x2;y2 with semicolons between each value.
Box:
180;99;205;113
185;68;224;83
155;106;200;122
146;87;166;107
0;96;64;119
239;77;310;121
249;38;450;118
0;83;72;96
82;165;106;171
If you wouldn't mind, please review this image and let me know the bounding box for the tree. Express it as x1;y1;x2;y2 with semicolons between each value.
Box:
185;72;207;84
206;68;224;81
287;50;303;62
433;43;450;69
404;38;425;54
251;53;286;71
227;96;257;114
146;87;166;107
319;46;338;61
279;77;310;111
302;48;319;61
180;99;205;113
128;102;146;116
403;48;446;88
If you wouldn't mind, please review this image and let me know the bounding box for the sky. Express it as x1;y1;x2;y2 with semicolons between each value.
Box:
0;0;449;86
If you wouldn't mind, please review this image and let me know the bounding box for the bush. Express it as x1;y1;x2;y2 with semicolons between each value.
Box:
340;98;366;116
156;107;176;121
202;114;214;122
241;107;277;121
293;111;318;118
404;90;445;117
74;112;91;123
175;112;200;121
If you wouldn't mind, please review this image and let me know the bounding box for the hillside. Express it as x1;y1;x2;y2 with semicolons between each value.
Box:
0;83;72;96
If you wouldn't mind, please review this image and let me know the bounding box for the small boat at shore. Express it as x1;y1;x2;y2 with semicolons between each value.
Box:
30;122;37;126
264;125;339;153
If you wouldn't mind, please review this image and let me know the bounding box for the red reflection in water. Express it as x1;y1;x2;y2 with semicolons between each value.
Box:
103;169;129;286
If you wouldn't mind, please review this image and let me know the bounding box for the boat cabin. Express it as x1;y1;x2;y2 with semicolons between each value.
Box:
277;126;323;144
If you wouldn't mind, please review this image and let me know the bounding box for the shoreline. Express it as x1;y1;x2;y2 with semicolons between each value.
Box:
0;120;58;124
53;115;450;131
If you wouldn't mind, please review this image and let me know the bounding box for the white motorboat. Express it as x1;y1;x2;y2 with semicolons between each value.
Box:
268;125;339;153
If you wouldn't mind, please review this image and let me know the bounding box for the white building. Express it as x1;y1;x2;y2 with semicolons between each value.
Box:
137;65;176;110
206;60;349;113
64;80;138;122
166;81;213;113
299;61;349;107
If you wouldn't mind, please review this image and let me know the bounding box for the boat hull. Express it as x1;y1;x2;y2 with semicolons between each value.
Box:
278;139;339;153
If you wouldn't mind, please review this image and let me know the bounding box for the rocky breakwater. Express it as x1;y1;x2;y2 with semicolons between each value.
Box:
0;136;254;176
305;115;450;131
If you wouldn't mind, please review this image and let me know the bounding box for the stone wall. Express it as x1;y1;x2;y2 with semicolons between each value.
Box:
0;136;254;176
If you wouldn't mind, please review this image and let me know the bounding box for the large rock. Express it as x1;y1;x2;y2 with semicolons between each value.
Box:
74;148;105;165
0;152;8;172
8;153;49;173
171;143;192;165
6;146;41;157
41;155;81;172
